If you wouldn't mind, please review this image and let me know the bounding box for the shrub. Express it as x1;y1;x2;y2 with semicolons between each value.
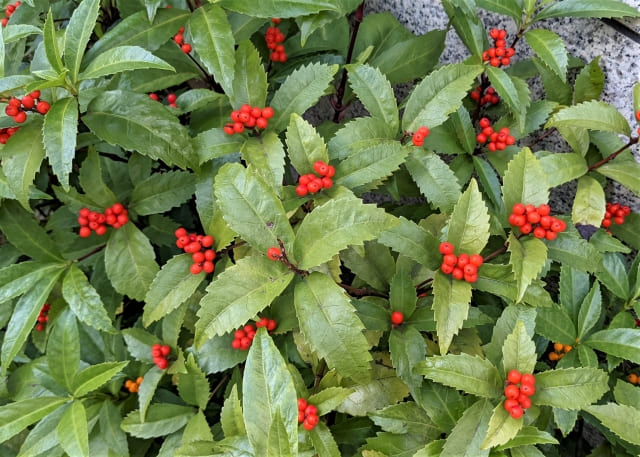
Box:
1;0;640;456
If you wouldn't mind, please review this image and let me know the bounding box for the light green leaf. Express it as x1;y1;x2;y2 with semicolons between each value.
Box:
572;176;605;226
502;147;549;213
62;264;114;332
308;387;354;416
486;67;529;131
535;0;640;20
584;403;640;446
138;365;165;422
42;97;78;191
195;256;294;345
574;57;604;104
309;421;341;457
72;361;129;397
121;403;194;438
508;234;547;303
378;216;441;271
346;63;398;130
104;222;159;301
502;321;537;376
432;271;473;355
64;0;100;83
538;153;588;188
524;29;567;81
43;9;64;73
596;156;640;197
446;179;490;255
584;328;640;363
295;272;372;383
328;117;396;161
477;0;523;22
406;148;461;214
0;397;66;444
337;365;409;416
536;304;577;345
547;230;602;273
242;132;285;194
216;0;338;18
188;5;235;96
178;354;210;410
194;128;244;164
481;403;523;449
403;63;484;132
77;148;117;207
532;367;609;409
130;171;195;215
440;399;492;457
79;45;173;80
230;40;267;108
415;353;502;398
369;402;440;439
0;261;55;305
285;113;329;176
243;329;298;457
266;412;292;457
57;401;89;457
47;309;80;392
221;384;245;437
546;100;630;136
576;281;602;340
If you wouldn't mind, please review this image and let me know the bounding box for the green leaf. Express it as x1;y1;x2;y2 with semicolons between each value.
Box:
0;120;45;208
369;402;440;439
230;40;267;108
84;90;195;169
293;194;398;270
574;57;604;104
346;63;398;130
43;9;64;73
524;29;567;81
221;384;245;437
441;3;486;58
285;113;329;176
309;421;341;457
496;426;559;450
178;354;210;410
406;148;461;214
130;171;195;215
571;176;605;226
266;412;292;457
0;397;66;444
195;256;294;345
193;333;247;374
389;326;427;395
79;45;173;80
535;0;640;20
47;309;80;392
432;272;473;355
502;147;549;213
194;128;244;164
104;222;159;301
584;328;640;364
333;141;410;193
584;403;640;446
121;403;194;438
243;329;298;457
486;67;530;131
214;163;295;255
270;62;339;132
502;320;537;376
415;353;502;398
295;273;372;383
57;401;89;457
508;234;547;303
143;254;204;326
538;153;588;188
596;156;640;198
481;403;523;450
215;0;337;18
536;305;576;345
188;5;235;96
532;367;609;409
62;264;114;333
547;230;602;273
446;179;490;255
16;403;67;457
379;217;441;271
0;200;63;262
440;399;492;457
77;148;117;207
576;281;602;340
64;0;100;83
337;365;409;416
1;270;63;376
42;97;78;191
0;261;57;305
403;63;484;132
477;0;523;22
389;267;418;317
545;100;630;136
242;132;285;194
328;117;396;161
137;365;164;422
308;387;354;416
72;361;129;397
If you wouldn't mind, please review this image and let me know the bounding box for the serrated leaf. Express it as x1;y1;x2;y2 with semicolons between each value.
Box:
188;5;235;96
346;63;398;130
231;40;267;108
16;403;67;457
214;163;295;254
138;365;164;422
441;3;486;58
538;153;588;188
536;304;576;345
270;62;339;132
481;403;523;449
0;397;66;444
243;329;298;457
242;132;285;194
546;100;630;136
62;264;114;332
43;9;64;73
379;216;441;271
328;117;396;161
535;0;640;21
308;387;354;416
574;57;604;104
293;195;398;270
193;333;247;374
285;113;329;176
584;328;640;363
194;128;244;164
403;63;484;132
440;399;492;457
496;426;559;450
369;402;439;438
47;309;80;392
337;365;409;416
406;148;461;214
266;412;292;457
72;361;129;397
221;384;245;437
77;148;117;207
143;254;204;326
502;321;537;376
446;179;490;255
508;234;547;303
572;176;605;226
596;156;640;197
576;281;601;340
584;403;640;446
121;404;194;438
195;256;294;345
502;148;549;213
178;354;210;410
130;171;195;215
486;67;529;131
415;353;502;398
64;0;100;82
389;325;426;396
532;367;609;409
524;29;567;81
547;230;602;273
477;0;522;22
295;273;372;383
84;90;195;169
432;272;473;355
79;45;173;80
104;222;159;301
216;0;336;18
42;97;78;191
309;421;341;457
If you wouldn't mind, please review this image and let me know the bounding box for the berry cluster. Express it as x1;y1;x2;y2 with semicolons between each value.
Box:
503;370;535;419
78;203;129;238
439;242;483;283
174;228;216;275
295;161;335;196
297;398;319;431
5;91;50;124
224;104;274;135
471;86;499;105
1;1;20;27
548;342;572;362
411;126;430;147
390;311;404;326
35;303;50;332
173;26;192;54
231;319;276;350
476;117;514;151
149;92;177;108
628;373;639;385
151;344;170;370
265;18;287;62
482;28;515;67
267;246;282;261
0;126;19;144
124;377;144;393
508;203;566;240
602;202;631;229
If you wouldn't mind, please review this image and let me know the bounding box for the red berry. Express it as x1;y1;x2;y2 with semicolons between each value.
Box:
325;165;335;178
457;253;470;268
261;107;274;119
79;227;91;238
545;230;557;241
463;264;477;275
520;223;532;235
266;319;277;331
302;419;315;430
181;43;192;53
156;358;169;370
231;339;241;349
202;261;214;273
443;254;457;266
550;219;566;233
504;384;520;399
95;225;107;236
464;273;478;283
441;263;454;275
521;373;535;386
518;394;532;409
267;246;282;260
452;268;464;280
307;180;321;193
507;369;521;384
190;263;203;274
36;101;50;114
233;122;245;133
175;227;187;238
13;111;26;123
533;227;546;239
509;406;524;419
321;177;332;189
167;93;177;104
439;242;454;255
295;184;308;197
470;254;483;267
36;323;44;331
151;347;162;357
479;117;491;129
504;399;519;411
520;383;535;396
390;311;404;325
21;95;34;109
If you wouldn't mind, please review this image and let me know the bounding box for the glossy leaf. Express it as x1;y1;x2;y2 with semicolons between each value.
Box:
535;0;640;20
178;354;210;410
72;361;129;397
43;9;64;72
47;309;80;392
230;40;267;108
346;63;398;130
502;147;549;214
379;216;441;271
57;401;89;457
546;100;630;136
221;384;245;437
584;403;640;446
79;45;173;80
446;179;490;255
42;97;78;191
62;264;114;333
486;67;529;131
121;404;194;438
285;113;329;176
507;234;547;304
432;271;473;355
584;328;640;363
440;399;492;457
64;0;100;82
576;281;602;340
242;132;285;193
524;29;567;81
481;403;523;450
0;397;66;444
532;367;609;409
502;320;537;376
130;170;195;215
406;148;461;214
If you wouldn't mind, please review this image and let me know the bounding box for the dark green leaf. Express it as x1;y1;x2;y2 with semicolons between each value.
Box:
130;170;195;215
178;354;210;410
379;216;441;271
121;403;194;438
406;148;461;214
47;308;80;392
42;97;78;191
72;361;129;397
64;0;100;82
574;56;604;104
535;0;640;20
62;264;114;333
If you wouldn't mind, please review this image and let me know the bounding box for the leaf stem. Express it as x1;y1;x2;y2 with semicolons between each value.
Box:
337;282;388;298
587;136;638;172
276;238;308;277
76;244;106;262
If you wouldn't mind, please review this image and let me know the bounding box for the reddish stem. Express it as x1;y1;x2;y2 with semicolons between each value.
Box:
588;137;638;172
